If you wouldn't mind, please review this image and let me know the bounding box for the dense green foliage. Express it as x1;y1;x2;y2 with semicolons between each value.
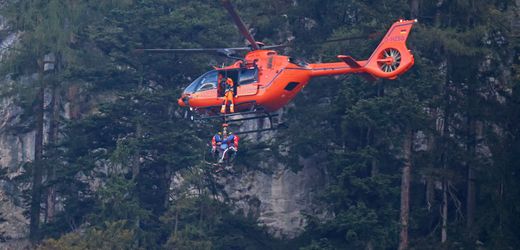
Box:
1;0;519;249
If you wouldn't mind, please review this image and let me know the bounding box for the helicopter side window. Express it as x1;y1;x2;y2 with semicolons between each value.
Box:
239;68;258;85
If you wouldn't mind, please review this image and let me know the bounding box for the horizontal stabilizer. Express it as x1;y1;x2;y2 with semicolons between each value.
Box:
338;55;362;68
338;55;377;82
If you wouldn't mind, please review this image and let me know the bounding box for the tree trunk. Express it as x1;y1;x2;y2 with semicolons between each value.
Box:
441;119;449;245
46;85;60;223
132;80;144;180
368;127;379;176
441;115;449;245
174;206;179;241
441;180;448;243
366;241;374;250
371;157;379;177
67;84;80;119
466;119;479;236
466;166;475;229
132;122;142;179
426;110;438;212
398;131;413;250
439;53;451;244
30;60;45;242
426;177;434;212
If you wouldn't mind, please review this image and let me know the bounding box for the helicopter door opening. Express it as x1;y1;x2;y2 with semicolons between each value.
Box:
217;70;239;97
217;67;258;97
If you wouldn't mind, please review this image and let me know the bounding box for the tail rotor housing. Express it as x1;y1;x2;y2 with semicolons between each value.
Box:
364;19;416;79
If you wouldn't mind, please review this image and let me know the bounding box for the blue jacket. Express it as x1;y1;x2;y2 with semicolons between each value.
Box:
220;135;235;150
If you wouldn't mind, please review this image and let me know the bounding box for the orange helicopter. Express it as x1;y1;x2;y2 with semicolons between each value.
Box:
140;1;417;133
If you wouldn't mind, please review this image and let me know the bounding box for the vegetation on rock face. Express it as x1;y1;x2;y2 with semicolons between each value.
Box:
0;0;519;249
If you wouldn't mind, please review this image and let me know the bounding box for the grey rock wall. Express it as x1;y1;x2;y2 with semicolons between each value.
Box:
169;115;330;239
0;97;32;248
221;158;328;238
214;116;329;238
0;15;32;248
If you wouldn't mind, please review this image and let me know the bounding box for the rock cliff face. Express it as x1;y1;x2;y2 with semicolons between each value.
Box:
222;157;328;238
0;189;29;248
0;97;32;247
207;113;329;238
0;14;31;248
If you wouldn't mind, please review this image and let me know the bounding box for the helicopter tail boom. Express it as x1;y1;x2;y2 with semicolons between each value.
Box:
308;19;416;81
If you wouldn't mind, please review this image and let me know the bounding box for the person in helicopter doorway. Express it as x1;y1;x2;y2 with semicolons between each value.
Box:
220;77;235;113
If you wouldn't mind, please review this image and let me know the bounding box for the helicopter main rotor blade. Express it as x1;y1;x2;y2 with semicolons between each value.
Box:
258;33;382;51
319;32;381;44
261;44;290;50
134;47;250;53
221;0;259;50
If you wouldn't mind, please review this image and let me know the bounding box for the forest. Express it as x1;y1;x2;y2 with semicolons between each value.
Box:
0;0;519;249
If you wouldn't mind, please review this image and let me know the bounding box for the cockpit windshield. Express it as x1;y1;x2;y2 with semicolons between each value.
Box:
183;70;218;94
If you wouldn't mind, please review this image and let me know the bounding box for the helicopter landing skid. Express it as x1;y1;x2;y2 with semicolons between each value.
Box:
192;110;284;134
225;112;285;135
214;111;281;134
194;109;268;120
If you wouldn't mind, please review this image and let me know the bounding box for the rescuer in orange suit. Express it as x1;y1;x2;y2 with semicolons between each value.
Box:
220;77;235;113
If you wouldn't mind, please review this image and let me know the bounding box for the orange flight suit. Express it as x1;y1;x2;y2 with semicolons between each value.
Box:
221;78;235;113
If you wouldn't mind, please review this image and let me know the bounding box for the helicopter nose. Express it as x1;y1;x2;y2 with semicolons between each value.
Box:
178;94;191;107
178;97;186;107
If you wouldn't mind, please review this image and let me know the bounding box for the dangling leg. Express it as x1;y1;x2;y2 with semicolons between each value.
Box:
213;148;225;172
220;98;227;114
226;91;235;113
228;146;237;164
218;148;226;164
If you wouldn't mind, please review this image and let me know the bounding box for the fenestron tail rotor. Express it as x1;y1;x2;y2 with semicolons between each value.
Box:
377;48;401;73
